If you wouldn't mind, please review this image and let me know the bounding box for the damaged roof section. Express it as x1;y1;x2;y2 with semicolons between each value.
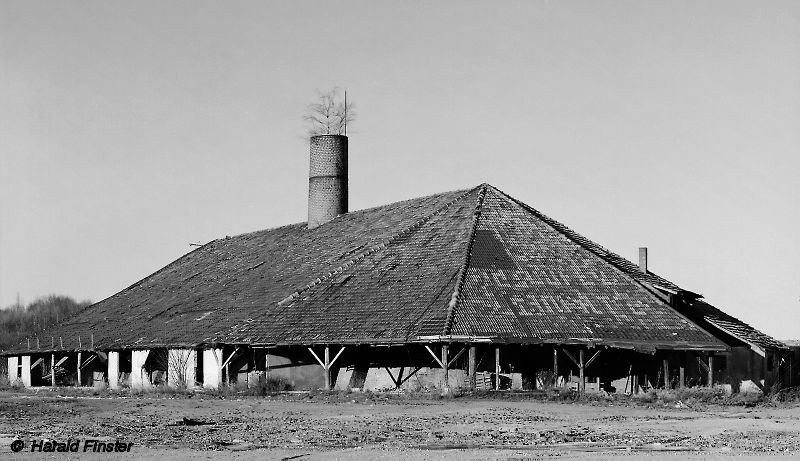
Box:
680;300;789;355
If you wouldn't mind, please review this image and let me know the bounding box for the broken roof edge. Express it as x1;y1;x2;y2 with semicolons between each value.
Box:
694;301;790;353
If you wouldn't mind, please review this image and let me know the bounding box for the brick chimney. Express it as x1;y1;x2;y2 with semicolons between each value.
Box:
638;247;648;273
308;135;348;229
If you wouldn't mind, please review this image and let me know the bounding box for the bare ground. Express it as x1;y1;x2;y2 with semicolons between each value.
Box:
0;389;799;460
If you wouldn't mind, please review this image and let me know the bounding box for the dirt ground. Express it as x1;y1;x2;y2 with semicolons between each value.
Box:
1;389;799;460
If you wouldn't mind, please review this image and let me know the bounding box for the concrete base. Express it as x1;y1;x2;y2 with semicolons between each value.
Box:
130;350;151;390
202;348;223;389
107;351;120;389
168;349;197;389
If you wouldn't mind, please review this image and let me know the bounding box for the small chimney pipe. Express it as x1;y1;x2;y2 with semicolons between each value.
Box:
638;247;648;273
308;135;348;229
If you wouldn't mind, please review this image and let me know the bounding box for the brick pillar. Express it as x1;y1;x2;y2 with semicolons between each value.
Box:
308;135;347;229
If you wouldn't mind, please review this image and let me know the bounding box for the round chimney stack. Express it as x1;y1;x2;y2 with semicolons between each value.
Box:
308;135;348;229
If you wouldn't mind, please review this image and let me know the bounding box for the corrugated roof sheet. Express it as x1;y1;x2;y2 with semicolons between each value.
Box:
4;183;753;354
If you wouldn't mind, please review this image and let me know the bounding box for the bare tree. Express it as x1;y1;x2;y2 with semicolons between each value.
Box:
167;349;194;389
303;88;355;136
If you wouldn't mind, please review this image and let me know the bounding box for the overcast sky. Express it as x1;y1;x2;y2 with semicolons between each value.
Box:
1;1;798;339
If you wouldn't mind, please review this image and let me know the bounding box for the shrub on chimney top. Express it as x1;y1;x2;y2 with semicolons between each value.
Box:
303;88;355;137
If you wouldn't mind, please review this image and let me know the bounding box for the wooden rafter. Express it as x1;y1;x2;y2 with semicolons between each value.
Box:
424;345;445;368
562;349;579;368
221;347;241;369
447;347;466;368
585;350;602;368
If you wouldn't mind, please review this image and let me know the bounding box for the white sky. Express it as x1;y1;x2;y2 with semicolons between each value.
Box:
1;1;798;339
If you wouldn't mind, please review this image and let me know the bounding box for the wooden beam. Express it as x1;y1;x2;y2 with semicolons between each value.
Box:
447;347;466;368
708;355;714;387
324;345;331;390
424;345;445;368
397;367;423;387
79;355;97;370
553;348;559;387
468;346;476;390
308;347;325;368
663;358;670;389
211;348;221;368
585;350;602;369
329;346;346;368
562;349;579;368
696;354;709;373
385;367;400;388
579;349;585;393
624;365;632;394
495;347;500;391
51;354;56;387
441;344;449;389
77;351;82;387
221;347;241;370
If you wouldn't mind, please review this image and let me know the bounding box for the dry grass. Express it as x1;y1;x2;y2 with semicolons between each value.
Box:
5;380;799;407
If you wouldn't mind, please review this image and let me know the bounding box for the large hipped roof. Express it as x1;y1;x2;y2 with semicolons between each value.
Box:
6;184;731;354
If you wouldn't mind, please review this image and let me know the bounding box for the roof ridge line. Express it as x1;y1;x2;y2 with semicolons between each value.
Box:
442;184;488;336
277;186;482;307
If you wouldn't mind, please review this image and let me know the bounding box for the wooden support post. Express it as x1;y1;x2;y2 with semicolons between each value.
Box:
324;345;331;391
50;353;56;387
468;346;476;390
579;349;585;393
708;355;714;387
441;344;449;389
553;348;559;388
679;365;685;388
663;359;669;389
77;352;82;387
265;353;270;381
495;347;500;391
309;346;344;391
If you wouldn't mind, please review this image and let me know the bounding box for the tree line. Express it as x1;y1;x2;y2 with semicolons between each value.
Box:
0;295;91;351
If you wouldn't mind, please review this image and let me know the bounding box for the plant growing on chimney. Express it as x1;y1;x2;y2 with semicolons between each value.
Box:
303;88;355;136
